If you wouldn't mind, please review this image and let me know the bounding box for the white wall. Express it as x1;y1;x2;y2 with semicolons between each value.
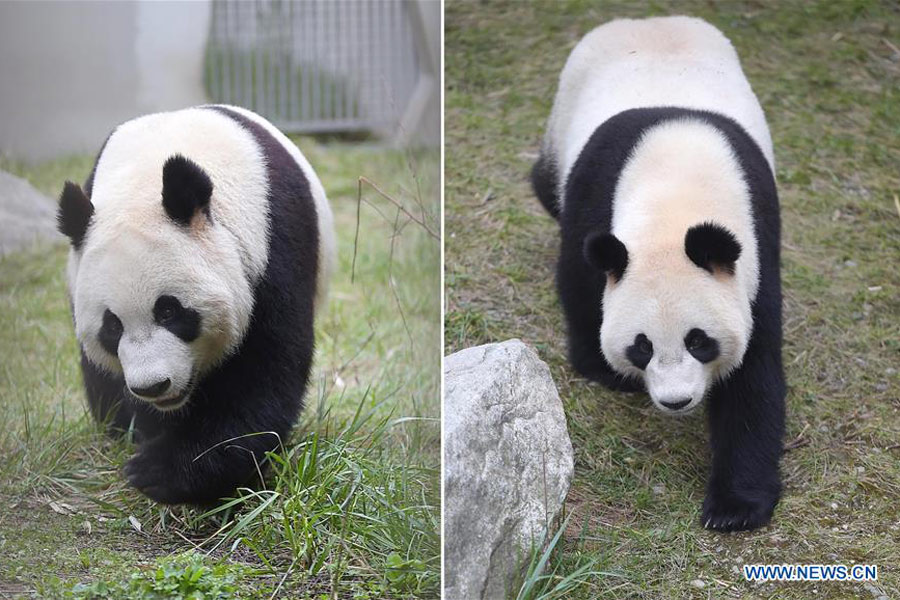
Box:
0;1;211;162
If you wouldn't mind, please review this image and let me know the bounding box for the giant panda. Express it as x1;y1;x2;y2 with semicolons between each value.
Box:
531;17;785;531
57;105;336;505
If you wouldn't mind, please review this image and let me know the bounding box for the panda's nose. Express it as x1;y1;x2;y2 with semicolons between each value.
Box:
660;397;691;411
129;378;171;398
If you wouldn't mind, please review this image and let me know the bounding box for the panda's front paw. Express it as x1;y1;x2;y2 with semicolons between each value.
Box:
124;443;191;505
570;353;643;392
702;489;777;532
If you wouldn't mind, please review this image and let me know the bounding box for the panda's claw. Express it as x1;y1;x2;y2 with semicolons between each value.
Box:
702;488;777;533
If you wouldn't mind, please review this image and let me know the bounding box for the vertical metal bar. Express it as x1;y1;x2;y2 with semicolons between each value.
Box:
369;0;376;128
234;0;241;107
236;0;244;107
312;1;319;123
288;0;295;123
245;0;251;109
321;0;328;122
269;2;276;122
355;0;362;122
341;0;349;123
255;1;262;112
229;0;237;105
300;0;306;125
207;2;214;102
278;2;291;121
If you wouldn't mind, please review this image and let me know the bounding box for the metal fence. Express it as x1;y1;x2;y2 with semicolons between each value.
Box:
205;0;426;136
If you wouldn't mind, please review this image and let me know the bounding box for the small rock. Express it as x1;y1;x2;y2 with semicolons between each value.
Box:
0;170;63;255
651;483;666;495
690;579;706;589
128;515;142;533
845;260;857;268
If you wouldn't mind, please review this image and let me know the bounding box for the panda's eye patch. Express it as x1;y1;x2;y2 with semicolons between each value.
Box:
153;295;182;324
153;295;201;342
626;333;653;370
98;309;123;356
685;328;719;363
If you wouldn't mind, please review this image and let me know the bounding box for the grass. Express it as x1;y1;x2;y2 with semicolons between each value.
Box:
445;1;899;598
0;137;440;598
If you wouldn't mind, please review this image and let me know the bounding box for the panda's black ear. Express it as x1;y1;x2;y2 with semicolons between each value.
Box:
685;222;741;275
162;154;213;226
57;181;94;251
583;231;628;282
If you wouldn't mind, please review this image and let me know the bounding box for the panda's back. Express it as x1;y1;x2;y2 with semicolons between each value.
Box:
546;16;773;197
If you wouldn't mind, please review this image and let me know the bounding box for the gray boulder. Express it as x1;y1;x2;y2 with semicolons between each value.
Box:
0;170;62;256
444;339;575;600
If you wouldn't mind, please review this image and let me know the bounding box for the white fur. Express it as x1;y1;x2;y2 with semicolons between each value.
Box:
544;16;774;206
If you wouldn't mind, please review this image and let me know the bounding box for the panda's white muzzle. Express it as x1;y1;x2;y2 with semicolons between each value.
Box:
644;356;707;415
118;330;195;411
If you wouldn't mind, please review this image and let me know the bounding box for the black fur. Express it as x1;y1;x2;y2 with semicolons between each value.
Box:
625;334;652;370
153;295;201;343
583;231;628;282
161;154;214;226
57;182;94;251
78;107;320;505
685;328;719;364
531;151;560;219
97;309;123;356
538;107;785;531
685;222;741;274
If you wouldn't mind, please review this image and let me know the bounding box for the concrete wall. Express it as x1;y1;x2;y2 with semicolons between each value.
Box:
0;1;211;162
0;0;437;160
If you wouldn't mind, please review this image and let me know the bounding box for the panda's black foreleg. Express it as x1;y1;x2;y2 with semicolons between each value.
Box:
123;417;287;506
80;351;135;436
556;246;643;392
702;342;785;532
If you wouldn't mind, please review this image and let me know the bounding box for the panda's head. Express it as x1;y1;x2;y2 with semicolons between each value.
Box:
58;155;255;412
585;223;752;414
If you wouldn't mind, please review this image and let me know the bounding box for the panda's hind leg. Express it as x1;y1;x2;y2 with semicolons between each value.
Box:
531;151;561;220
